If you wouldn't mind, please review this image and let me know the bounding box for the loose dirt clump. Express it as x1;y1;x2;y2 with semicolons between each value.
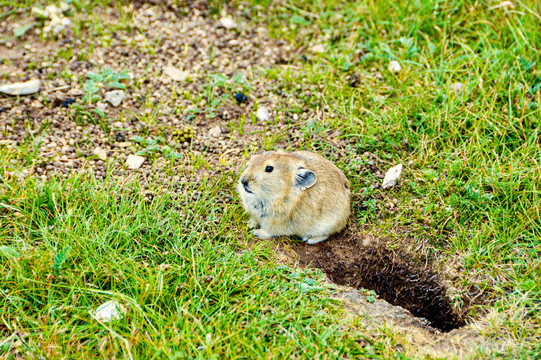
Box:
279;224;467;332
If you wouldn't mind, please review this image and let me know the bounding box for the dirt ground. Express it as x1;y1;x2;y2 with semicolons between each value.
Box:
1;1;321;183
282;223;466;332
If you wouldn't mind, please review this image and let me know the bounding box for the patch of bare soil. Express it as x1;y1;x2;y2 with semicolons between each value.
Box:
280;224;466;332
273;224;518;357
0;1;306;184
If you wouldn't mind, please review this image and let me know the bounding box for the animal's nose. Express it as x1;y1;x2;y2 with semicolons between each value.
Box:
241;178;253;194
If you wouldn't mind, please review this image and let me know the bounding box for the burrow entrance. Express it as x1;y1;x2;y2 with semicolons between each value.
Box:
283;226;470;332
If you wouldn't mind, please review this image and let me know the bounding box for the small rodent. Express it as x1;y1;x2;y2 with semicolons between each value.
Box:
237;150;350;244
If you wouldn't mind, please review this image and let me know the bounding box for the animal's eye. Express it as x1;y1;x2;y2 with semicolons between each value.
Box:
265;166;274;173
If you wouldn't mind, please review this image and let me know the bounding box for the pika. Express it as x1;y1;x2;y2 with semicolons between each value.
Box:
237;151;350;244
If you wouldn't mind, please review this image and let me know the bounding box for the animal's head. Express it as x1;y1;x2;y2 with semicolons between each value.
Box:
238;152;317;200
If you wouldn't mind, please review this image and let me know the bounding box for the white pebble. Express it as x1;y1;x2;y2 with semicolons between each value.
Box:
93;147;107;161
388;60;402;74
450;82;465;94
310;44;325;54
90;300;126;322
43;14;71;35
256;107;270;122
220;17;237;30
0;79;41;95
163;65;189;81
382;164;403;189
209;125;222;137
105;90;125;107
96;101;107;112
126;154;145;169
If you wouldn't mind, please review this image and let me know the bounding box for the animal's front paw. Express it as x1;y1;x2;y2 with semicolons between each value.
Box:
247;218;260;230
302;235;328;245
252;228;274;239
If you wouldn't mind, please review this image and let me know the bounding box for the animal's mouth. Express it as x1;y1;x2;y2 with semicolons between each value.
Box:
242;181;253;194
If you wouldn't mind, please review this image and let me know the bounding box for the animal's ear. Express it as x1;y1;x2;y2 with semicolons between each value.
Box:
295;167;317;190
244;154;259;167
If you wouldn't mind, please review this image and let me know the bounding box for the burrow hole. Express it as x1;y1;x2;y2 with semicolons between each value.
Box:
286;230;469;332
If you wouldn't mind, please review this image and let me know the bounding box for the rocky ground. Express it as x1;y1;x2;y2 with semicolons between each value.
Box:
0;1;357;191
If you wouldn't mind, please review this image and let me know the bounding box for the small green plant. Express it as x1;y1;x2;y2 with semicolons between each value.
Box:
70;103;103;126
60;69;73;82
13;22;36;37
201;73;252;117
83;67;130;104
229;114;246;135
52;246;70;275
186;107;201;122
202;73;229;118
130;136;183;160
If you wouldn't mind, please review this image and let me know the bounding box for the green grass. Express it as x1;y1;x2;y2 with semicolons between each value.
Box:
252;0;541;292
1;0;541;358
0;161;379;358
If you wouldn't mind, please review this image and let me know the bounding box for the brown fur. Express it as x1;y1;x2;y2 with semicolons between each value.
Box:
237;151;350;244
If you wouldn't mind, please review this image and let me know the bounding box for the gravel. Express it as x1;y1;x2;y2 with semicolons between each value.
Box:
0;1;352;189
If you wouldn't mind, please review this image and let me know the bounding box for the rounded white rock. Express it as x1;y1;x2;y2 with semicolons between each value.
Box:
105;90;125;107
382;164;403;189
388;60;402;74
90;300;126;322
256;107;270;122
126;154;145;169
220;17;237;30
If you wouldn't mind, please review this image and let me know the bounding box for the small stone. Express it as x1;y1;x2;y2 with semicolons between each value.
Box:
58;1;70;12
209;125;222;138
234;92;248;104
382;164;403;189
256;107;270;122
220;16;237;30
93;147;107;161
115;133;126;142
61;98;75;108
349;73;360;87
163;65;189;81
450;82;465;94
0;79;41;95
44;4;61;17
126;154;145;169
43;14;71;35
31;100;43;108
96;101;107;112
388;60;402;74
310;44;325;53
90;300;126;322
105;90;125;107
